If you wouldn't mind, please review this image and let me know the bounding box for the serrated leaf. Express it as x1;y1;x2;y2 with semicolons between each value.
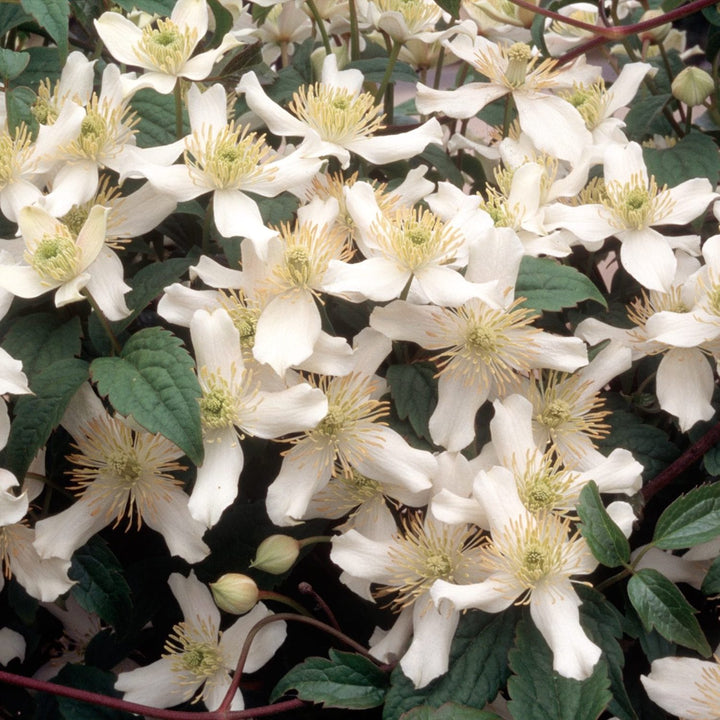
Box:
54;665;134;720
90;327;203;464
383;609;518;720
69;538;132;632
507;616;611;720
401;703;502;720
0;48;29;82
20;0;68;62
576;587;636;720
2;314;82;377
114;0;175;13
624;94;672;141
0;5;32;37
516;256;606;312
131;88;188;147
271;650;388;709
643;131;720;188
207;0;234;47
701;555;720;595
653;483;720;549
387;363;437;442
15;46;61;89
6;85;37;136
3;358;88;479
627;568;711;656
432;0;460;17
577;481;630;567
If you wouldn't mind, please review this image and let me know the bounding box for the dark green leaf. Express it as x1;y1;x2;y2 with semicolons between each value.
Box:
131;88;188;147
531;11;550;57
15;46;61;89
419;145;464;187
3;358;88;479
20;0;68;62
0;5;33;37
0;48;29;82
624;94;672;141
346;58;422;84
627;568;711;656
653;482;720;549
69;538;132;632
114;0;175;13
516;256;606;312
701;554;720;595
507;616;611;720
577;481;630;567
401;703;502;720
6;85;37;136
54;665;134;720
431;0;460;17
90;327;203;464
2;313;82;377
643;131;720;188
387;363;437;442
271;650;388;709
383;609;518;720
207;0;234;47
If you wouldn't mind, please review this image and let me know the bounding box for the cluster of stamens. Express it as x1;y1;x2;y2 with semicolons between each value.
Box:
135;19;198;75
603;173;673;231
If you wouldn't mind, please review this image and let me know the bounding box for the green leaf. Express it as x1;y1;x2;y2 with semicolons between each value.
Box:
0;5;33;37
20;0;68;62
69;538;133;632
6;85;37;136
623;93;672;141
627;568;711;656
207;0;234;47
507;617;611;720
577;481;630;567
401;703;502;720
576;587;636;720
516;256;606;312
90;327;203;464
54;664;134;720
431;0;460;17
653;482;720;549
131;88;188;147
2;313;82;377
701;555;720;595
383;609;518;720
643;131;720;188
386;363;438;442
0;48;29;82
15;46;61;89
114;0;175;13
420;144;464;187
3;358;88;479
271;650;388;709
346;58;423;84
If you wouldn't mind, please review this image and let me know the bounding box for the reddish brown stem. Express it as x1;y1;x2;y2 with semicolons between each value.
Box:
642;420;720;502
298;582;341;631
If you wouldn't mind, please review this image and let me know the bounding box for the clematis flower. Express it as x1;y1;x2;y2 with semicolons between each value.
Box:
0;347;31;449
431;470;601;680
642;654;720;720
0;470;74;602
0;627;25;665
34;384;210;563
94;0;240;95
238;54;443;169
190;308;328;527
115;571;286;710
545;141;717;291
416;34;599;163
0;204;131;321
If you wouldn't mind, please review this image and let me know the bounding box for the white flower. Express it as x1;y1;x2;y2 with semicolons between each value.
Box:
34;386;209;563
238;54;443;169
0;348;31;449
95;0;240;94
545;141;718;290
0;205;131;320
191;308;328;527
0;627;25;665
115;571;286;710
642;655;720;720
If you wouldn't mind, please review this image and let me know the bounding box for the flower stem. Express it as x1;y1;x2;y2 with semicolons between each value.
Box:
174;81;184;140
257;591;314;616
83;289;122;355
374;40;402;106
306;0;332;56
502;92;515;138
349;0;360;61
299;581;341;630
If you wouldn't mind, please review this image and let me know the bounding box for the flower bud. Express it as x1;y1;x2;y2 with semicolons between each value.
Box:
637;10;671;44
672;67;714;107
251;534;300;574
210;574;259;614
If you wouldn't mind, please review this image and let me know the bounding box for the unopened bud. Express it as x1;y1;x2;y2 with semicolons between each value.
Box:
672;66;714;107
637;10;671;43
210;574;259;614
251;534;300;574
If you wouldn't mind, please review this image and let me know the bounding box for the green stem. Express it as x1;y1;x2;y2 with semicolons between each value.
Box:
433;46;446;90
83;289;122;355
298;535;332;548
174;81;184;140
502;92;515;138
685;104;693;135
257;591;313;617
399;274;414;301
306;0;332;56
374;40;402;106
202;195;214;254
349;0;360;61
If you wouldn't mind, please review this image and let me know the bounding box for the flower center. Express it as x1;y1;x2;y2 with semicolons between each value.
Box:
537;399;572;429
165;620;224;682
0;126;32;187
603;173;673;231
290;84;385;145
136;19;197;75
185;123;276;190
107;451;143;487
200;382;237;430
373;0;441;33
27;232;80;284
505;42;532;86
560;79;607;129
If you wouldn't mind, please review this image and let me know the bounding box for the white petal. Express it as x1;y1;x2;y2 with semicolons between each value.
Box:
213;189;277;243
415;82;508;118
191;308;243;380
242;384;327;438
641;657;717;719
323;258;408;303
347;118;443;165
84;248;131;321
430;576;518;614
663;178;718;225
237;72;309;137
115;657;199;708
0;627;25;665
220;602;286;672
93;14;145;68
168;570;220;630
330;529;395;584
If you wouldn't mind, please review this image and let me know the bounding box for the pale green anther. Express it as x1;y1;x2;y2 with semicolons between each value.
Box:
505;43;532;87
108;452;143;486
61;206;90;238
538;399;572;429
406;226;430;246
31;96;57;125
236;314;257;348
28;234;80;283
182;643;222;675
525;479;556;513
466;325;497;352
76;112;109;158
200;386;236;429
285;246;312;286
316;406;344;437
0;135;16;187
137;19;196;75
343;469;382;500
425;551;454;579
